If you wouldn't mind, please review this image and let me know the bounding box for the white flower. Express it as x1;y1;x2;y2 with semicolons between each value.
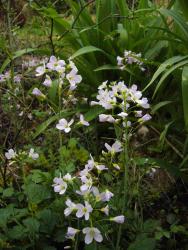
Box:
63;173;73;182
96;89;116;110
68;60;78;72
117;56;124;70
76;201;93;220
135;110;142;117
36;64;46;76
64;199;76;216
47;55;65;73
32;88;44;97
101;205;109;216
80;176;93;192
5;149;17;160
139;114;152;122
79;114;89;126
66;227;79;240
99;114;115;123
56;118;74;133
29;148;39;160
19;111;24;117
137;97;150;109
91;186;101;201
100;190;114;202
52;177;67;195
42;75;52;87
98;81;108;90
95;164;108;171
28;113;33;120
79;168;90;178
84;154;95;171
66;69;82;90
104;141;122;154
123;120;131;128
14;75;21;84
118;112;128;118
113;164;120;170
82;227;103;245
110;215;125;224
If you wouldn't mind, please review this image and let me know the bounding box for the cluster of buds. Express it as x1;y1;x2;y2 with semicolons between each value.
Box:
117;50;145;71
52;146;125;245
91;81;151;128
32;56;82;98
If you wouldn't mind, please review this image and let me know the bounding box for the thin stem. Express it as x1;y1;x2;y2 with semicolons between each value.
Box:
58;76;62;148
116;96;129;250
49;18;55;55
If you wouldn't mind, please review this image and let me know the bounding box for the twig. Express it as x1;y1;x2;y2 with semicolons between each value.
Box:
49;18;55;55
58;0;95;41
150;125;183;159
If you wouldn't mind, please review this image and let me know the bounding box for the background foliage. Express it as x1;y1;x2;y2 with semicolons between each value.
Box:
0;0;188;249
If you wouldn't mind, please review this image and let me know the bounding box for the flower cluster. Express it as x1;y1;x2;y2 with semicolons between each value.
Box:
52;147;125;245
22;56;48;69
0;71;21;84
91;81;151;127
5;148;39;160
32;56;82;97
117;50;145;71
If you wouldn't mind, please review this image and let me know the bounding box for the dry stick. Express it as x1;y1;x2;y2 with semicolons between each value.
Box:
49;18;55;55
58;0;95;41
58;13;137;42
150;125;183;159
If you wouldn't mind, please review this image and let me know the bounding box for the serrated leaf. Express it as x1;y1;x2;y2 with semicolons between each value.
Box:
23;217;40;233
24;183;51;204
128;236;156;250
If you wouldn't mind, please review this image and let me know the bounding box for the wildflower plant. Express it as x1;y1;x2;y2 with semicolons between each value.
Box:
52;75;151;247
117;50;146;71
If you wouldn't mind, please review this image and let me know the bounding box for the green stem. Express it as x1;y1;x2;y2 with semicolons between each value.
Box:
116;97;129;250
58;75;62;148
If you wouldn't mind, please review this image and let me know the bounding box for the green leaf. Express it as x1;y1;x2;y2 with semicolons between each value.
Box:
151;101;173;113
143;56;188;91
48;79;59;105
182;66;188;131
24;183;51;204
3;188;14;198
33;115;57;139
153;59;188;97
143;219;160;232
94;64;120;71
159;8;188;40
8;225;26;240
70;46;106;60
116;0;129;26
33;110;75;139
37;209;56;234
23;217;40;234
84;106;105;121
159;121;174;149
0;205;14;229
128;236;156;250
